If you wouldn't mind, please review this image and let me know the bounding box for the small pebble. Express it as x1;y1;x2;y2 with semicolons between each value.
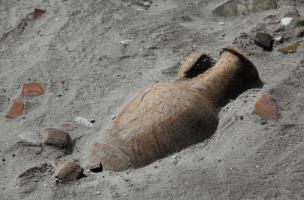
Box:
274;36;283;42
119;40;131;45
142;1;151;7
281;17;293;26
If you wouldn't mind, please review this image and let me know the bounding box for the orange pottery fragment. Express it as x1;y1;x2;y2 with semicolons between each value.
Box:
5;99;24;119
21;82;44;97
254;94;280;120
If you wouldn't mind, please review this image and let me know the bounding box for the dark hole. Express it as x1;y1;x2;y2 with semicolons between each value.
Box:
90;119;96;123
184;56;215;78
90;163;103;173
77;171;87;179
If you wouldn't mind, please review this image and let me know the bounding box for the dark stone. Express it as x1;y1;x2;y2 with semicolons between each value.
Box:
254;33;274;51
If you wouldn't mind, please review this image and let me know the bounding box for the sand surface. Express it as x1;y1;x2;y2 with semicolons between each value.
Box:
1;0;304;199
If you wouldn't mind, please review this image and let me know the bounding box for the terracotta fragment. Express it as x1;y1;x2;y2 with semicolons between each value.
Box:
5;99;24;119
21;82;44;97
254;94;280;120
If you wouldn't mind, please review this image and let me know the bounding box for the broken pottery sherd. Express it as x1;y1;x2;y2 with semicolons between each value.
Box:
21;82;44;97
254;94;280;120
5;99;24;119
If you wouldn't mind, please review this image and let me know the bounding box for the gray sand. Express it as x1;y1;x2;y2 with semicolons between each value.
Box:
1;0;304;199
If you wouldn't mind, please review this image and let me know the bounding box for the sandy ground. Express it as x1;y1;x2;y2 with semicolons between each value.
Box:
1;0;304;199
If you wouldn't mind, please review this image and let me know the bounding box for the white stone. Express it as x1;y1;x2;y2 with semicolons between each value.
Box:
119;40;132;45
219;22;225;26
274;36;283;42
73;116;94;128
281;17;293;26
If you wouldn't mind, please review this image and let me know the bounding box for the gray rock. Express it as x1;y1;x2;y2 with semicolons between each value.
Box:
278;6;299;18
213;0;277;17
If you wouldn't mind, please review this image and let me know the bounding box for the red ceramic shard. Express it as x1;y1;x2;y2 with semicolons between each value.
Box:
21;82;44;97
33;8;46;19
5;99;24;119
254;94;280;120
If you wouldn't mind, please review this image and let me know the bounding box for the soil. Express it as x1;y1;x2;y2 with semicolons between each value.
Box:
1;0;304;199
